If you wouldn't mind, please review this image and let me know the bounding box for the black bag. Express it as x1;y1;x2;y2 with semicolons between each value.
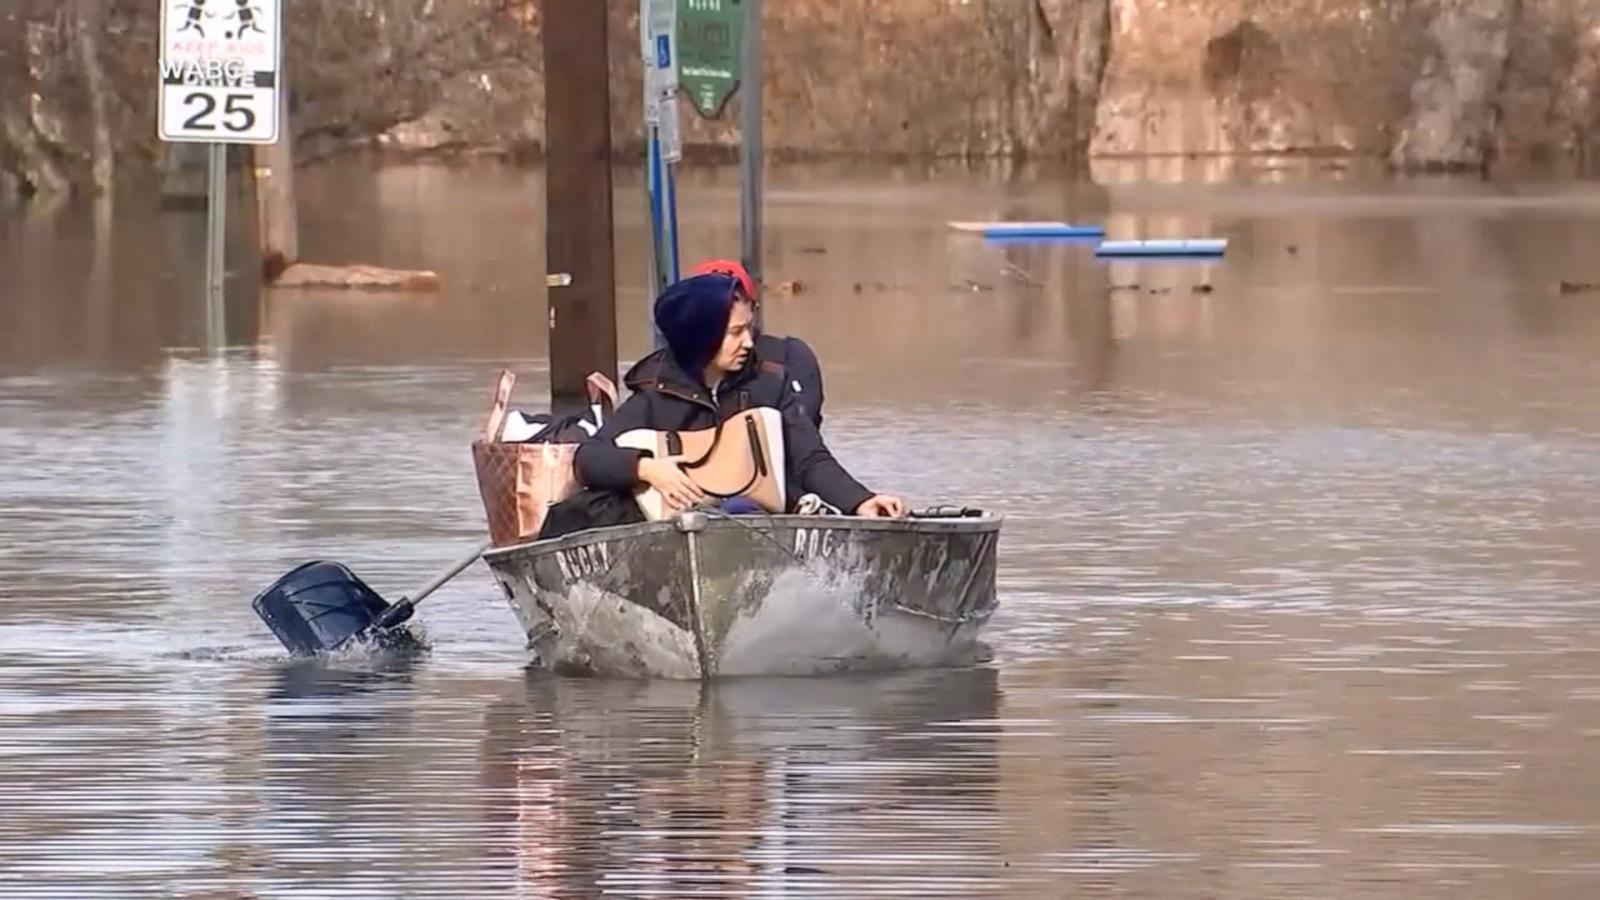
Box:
537;488;647;540
511;410;602;444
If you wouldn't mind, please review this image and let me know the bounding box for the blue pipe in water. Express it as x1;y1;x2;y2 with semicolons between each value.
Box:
1095;239;1228;258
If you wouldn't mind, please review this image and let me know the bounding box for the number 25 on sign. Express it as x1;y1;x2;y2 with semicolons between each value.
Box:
158;0;282;144
163;61;261;136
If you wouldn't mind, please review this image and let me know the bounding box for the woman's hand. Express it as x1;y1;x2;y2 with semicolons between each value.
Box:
854;494;907;518
638;457;709;512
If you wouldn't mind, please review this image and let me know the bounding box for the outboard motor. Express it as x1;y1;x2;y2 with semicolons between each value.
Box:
252;561;405;656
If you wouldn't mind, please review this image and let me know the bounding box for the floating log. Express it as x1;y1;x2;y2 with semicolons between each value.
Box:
1556;280;1600;295
270;263;443;292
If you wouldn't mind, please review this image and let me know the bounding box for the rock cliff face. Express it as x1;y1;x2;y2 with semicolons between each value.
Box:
1494;0;1600;165
7;0;1600;198
1390;0;1521;170
1017;0;1114;160
453;0;1600;171
1090;0;1600;170
1090;0;1413;157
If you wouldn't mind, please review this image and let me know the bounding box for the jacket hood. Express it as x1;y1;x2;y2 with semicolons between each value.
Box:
653;273;739;380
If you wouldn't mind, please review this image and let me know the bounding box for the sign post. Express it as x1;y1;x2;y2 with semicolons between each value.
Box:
158;0;283;348
644;0;682;305
637;0;762;332
677;0;744;120
737;0;762;301
205;143;227;348
674;0;760;309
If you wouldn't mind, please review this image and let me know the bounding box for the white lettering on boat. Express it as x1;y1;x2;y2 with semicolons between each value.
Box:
791;528;837;560
556;543;610;581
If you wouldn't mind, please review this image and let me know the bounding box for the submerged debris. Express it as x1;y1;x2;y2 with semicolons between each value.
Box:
852;281;907;293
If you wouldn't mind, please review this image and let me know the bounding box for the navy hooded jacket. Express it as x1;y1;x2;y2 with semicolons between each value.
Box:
625;332;825;430
573;275;871;514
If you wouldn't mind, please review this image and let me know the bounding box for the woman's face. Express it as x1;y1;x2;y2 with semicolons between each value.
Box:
709;298;756;377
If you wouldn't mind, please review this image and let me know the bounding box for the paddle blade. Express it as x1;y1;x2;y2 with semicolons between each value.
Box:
252;561;392;655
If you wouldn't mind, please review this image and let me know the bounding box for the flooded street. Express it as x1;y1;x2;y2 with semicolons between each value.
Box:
5;160;1600;896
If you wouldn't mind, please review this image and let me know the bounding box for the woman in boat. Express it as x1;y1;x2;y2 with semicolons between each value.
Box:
540;273;904;539
685;258;826;429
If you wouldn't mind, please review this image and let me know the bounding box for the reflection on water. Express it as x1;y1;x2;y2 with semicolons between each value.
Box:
4;161;1600;896
476;669;1004;896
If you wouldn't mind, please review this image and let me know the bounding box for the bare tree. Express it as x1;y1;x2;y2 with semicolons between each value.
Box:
73;0;114;193
0;2;70;195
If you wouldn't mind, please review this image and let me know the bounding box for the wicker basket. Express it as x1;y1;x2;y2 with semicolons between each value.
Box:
470;370;615;547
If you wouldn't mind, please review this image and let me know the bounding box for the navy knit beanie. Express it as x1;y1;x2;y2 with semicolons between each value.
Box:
654;273;738;378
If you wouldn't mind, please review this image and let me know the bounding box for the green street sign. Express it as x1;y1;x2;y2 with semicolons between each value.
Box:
677;0;744;119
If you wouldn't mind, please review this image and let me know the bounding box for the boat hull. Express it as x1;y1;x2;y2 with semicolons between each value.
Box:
483;512;1001;679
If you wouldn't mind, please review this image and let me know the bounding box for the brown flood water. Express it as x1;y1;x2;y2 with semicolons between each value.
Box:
4;159;1600;896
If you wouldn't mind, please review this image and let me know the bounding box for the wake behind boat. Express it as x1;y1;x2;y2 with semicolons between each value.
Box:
484;509;1001;679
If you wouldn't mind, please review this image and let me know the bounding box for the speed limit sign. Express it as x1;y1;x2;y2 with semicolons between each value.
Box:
158;0;282;144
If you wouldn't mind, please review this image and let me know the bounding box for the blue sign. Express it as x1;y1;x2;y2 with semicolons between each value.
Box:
656;34;672;68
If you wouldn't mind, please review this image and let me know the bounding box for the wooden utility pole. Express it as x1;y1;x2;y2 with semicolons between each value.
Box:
247;87;440;292
252;90;299;282
542;0;619;413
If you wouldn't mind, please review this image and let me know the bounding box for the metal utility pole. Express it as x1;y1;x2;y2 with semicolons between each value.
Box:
204;144;227;349
542;0;620;412
739;0;763;296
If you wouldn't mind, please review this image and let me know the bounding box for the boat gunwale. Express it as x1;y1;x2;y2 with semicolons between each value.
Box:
483;513;1004;564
